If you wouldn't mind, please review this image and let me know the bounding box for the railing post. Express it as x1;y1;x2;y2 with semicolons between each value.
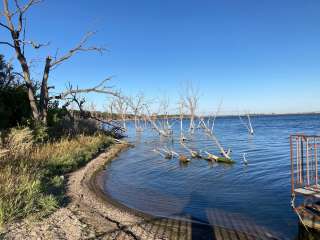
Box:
301;137;304;185
315;137;318;187
296;137;299;184
297;137;302;185
307;138;310;186
290;135;294;194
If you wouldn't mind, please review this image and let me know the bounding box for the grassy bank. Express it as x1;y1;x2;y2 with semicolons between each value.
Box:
0;128;113;226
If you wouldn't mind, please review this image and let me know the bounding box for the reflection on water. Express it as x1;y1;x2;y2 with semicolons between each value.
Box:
104;114;320;239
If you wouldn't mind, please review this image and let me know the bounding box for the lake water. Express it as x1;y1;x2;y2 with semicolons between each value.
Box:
103;114;320;239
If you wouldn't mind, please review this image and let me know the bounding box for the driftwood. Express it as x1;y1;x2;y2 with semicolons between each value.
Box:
171;151;190;162
239;113;254;135
180;142;201;158
178;155;190;162
204;151;235;164
197;118;231;160
153;147;173;159
204;151;219;161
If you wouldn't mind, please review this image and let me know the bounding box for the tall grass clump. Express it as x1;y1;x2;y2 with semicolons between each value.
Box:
5;127;34;157
0;127;113;226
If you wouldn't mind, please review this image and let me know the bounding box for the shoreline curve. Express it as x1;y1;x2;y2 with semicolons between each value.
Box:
3;142;192;240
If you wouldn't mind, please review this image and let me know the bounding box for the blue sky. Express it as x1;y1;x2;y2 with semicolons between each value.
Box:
1;0;320;114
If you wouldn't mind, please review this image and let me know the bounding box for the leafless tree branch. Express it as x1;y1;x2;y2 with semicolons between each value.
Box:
52;77;120;100
0;41;14;48
63;90;125;134
20;0;41;14
0;22;11;31
19;39;49;49
13;0;41;32
50;31;106;68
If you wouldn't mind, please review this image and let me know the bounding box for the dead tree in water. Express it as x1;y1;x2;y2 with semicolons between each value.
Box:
197;113;207;130
171;151;190;163
153;147;173;159
158;96;173;135
112;97;129;130
182;84;199;134
144;104;169;137
141;96;173;137
180;142;201;158
210;99;223;133
178;100;187;141
239;112;254;135
198;117;231;160
129;94;144;132
247;113;254;135
0;0;119;124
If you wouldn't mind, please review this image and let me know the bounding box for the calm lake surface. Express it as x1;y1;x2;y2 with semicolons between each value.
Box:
103;114;320;239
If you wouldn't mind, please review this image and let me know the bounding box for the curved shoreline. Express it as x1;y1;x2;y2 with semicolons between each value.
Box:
2;142;191;240
92;166;155;221
96;169;212;227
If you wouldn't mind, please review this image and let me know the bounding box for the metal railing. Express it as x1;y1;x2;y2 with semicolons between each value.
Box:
290;134;320;194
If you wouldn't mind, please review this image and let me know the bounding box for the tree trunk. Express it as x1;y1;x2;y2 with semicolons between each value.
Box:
12;31;40;120
39;56;52;123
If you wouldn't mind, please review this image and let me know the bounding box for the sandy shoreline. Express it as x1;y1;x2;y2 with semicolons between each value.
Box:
1;141;191;240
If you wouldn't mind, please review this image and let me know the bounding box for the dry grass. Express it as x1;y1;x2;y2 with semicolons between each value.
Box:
4;127;34;157
0;127;113;226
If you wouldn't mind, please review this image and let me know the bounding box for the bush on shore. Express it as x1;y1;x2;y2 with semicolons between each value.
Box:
0;127;114;226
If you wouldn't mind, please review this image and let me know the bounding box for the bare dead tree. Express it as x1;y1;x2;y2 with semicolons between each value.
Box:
210;99;223;133
201;121;231;160
61;86;125;135
128;93;145;132
182;83;199;134
157;96;173;134
142;113;148;128
180;142;201;158
0;0;114;124
112;96;129;130
143;104;169;137
239;111;254;135
178;100;186;141
1;0;41;119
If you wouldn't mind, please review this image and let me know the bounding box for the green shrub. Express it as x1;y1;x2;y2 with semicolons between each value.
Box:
32;122;48;143
0;87;31;130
